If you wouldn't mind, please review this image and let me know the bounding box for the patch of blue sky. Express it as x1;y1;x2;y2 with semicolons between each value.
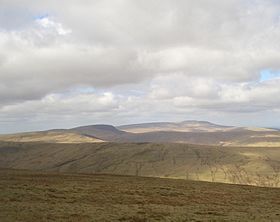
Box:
64;86;96;95
76;87;96;94
52;86;97;99
33;14;49;20
260;69;280;82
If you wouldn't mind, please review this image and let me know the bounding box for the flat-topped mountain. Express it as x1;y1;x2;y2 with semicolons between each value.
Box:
70;124;126;141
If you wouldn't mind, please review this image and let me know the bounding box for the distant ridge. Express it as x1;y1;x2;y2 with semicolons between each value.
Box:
118;120;236;133
1;120;280;146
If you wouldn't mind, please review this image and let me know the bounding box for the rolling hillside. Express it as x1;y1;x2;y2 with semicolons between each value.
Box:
0;131;104;143
1;142;279;187
117;121;280;146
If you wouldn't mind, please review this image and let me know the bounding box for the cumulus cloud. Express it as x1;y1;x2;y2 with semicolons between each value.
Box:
1;0;280;132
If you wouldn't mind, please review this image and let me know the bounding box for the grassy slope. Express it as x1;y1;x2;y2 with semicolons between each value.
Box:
0;131;104;143
1;142;280;187
0;169;279;222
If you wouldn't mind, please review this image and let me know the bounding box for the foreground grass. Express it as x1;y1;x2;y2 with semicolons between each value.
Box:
0;169;279;222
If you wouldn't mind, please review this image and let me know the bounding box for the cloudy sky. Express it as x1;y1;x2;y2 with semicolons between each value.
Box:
1;0;280;133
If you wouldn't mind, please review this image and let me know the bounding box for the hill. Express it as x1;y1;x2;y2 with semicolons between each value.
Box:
1;120;280;147
1;142;279;187
118;120;236;133
70;124;127;141
0;169;279;222
117;121;280;146
0;131;104;143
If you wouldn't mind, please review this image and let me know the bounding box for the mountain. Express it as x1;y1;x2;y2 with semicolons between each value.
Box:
70;124;127;141
118;120;236;133
1;142;279;187
1;120;279;187
1;120;280;146
119;129;280;146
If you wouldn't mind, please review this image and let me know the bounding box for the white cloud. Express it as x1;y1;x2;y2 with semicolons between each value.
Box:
1;0;280;132
36;17;72;36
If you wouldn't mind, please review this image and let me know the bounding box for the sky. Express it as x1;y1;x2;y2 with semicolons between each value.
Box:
1;0;280;133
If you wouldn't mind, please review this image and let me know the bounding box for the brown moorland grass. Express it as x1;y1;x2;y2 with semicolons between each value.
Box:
0;169;279;222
